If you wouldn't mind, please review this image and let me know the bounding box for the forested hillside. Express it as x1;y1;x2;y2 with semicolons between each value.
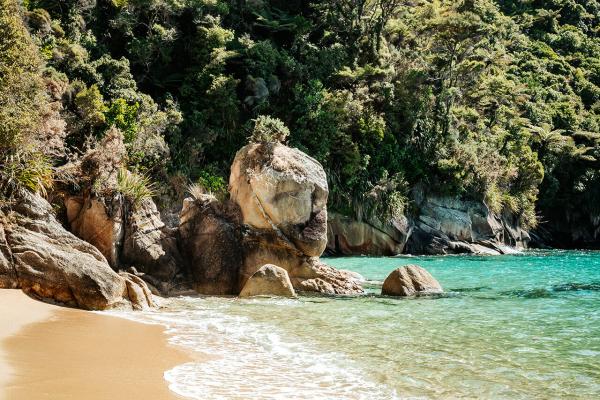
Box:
1;0;599;246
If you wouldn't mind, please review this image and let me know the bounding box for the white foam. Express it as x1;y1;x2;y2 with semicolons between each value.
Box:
107;296;399;400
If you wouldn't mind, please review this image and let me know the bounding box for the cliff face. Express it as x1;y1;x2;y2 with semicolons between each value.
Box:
406;191;530;255
327;187;532;256
326;212;410;256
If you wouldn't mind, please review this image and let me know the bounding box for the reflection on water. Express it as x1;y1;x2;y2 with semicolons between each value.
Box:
112;251;600;400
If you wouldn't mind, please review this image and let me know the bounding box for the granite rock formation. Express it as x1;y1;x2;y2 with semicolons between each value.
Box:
239;264;296;298
381;265;443;297
0;192;154;310
229;142;362;295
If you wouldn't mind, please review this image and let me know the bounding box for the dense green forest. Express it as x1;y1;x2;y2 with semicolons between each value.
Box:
1;0;599;239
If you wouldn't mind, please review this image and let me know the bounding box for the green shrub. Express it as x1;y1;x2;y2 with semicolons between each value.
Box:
249;115;290;144
75;84;106;127
0;151;53;198
105;98;139;143
116;168;155;207
196;170;227;197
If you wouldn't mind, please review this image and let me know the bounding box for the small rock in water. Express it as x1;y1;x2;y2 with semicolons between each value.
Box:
240;264;296;298
381;264;443;297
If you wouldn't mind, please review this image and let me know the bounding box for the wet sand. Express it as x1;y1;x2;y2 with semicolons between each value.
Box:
0;290;189;400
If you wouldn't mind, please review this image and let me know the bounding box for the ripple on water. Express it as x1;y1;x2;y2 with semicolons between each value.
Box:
112;297;400;400
108;251;600;400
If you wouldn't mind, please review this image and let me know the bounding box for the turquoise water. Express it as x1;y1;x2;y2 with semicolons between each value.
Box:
116;251;600;399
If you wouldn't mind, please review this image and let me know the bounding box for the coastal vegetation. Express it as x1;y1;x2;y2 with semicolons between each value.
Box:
2;3;600;396
1;0;599;242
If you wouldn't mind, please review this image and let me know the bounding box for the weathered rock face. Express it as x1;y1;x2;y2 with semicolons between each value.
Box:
0;215;18;289
230;143;328;257
1;192;154;310
327;212;410;256
65;195;182;286
239;264;296;298
121;198;182;282
65;195;124;268
406;188;530;255
120;271;156;310
381;265;443;297
241;228;363;294
179;195;243;295
228;142;363;295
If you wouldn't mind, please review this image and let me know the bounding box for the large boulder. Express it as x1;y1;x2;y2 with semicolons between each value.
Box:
230;142;328;257
179;195;243;295
381;265;443;297
239;264;296;298
2;192;154;310
327;212;410;256
229;142;363;295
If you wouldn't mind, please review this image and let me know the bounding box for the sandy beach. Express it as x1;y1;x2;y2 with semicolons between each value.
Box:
0;290;188;400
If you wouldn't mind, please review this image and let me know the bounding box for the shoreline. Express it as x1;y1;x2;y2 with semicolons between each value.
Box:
0;290;189;400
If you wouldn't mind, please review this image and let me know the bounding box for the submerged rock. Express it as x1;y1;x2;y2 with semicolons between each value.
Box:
381;265;443;297
239;264;296;298
1;192;154;310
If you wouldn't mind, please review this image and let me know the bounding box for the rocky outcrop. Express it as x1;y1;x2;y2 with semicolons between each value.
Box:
173;142;366;296
121;198;182;282
326;212;410;256
229;142;363;295
381;265;443;296
65;195;183;288
179;195;243;295
230;142;329;257
1;192;154;310
239;264;296;298
406;188;529;255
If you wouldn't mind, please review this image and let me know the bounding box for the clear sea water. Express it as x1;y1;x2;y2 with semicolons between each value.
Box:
112;251;600;399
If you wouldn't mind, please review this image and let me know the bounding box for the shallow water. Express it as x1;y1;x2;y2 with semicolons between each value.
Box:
113;251;600;399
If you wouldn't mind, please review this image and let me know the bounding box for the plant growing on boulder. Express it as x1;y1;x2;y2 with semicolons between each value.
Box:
188;170;227;200
0;151;53;199
116;168;155;207
249;115;290;144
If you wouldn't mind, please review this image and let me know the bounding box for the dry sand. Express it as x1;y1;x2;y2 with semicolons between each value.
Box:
0;289;189;400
